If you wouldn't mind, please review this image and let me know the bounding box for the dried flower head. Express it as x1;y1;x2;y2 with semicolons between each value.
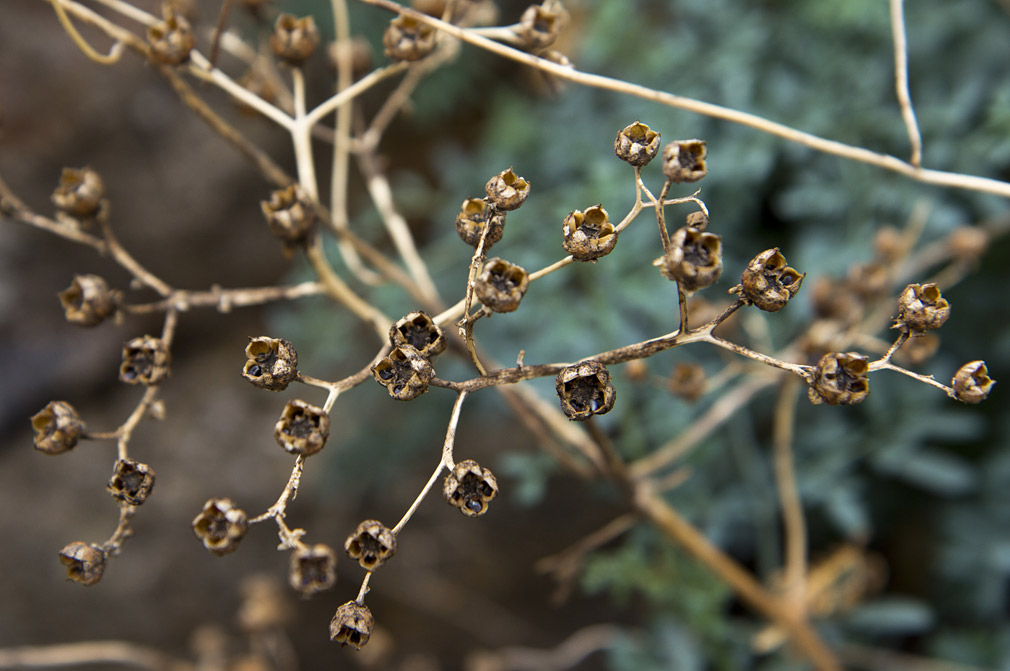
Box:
614;121;661;167
455;198;506;249
516;2;563;50
58;542;106;586
270;14;320;66
274;400;330;457
289;543;337;596
808;352;870;406
485;168;530;211
32;400;85;455
242;337;299;391
662;140;707;183
147;7;195;65
896;283;950;332
344;520;397;570
261;185;316;246
59;274;119;327
951;360;995;404
661;226;723;293
555;360;617;420
107;458;156;506
562;205;618;261
383;15;436;62
736;248;805;312
372;344;434;400
119;335;170;386
193;498;249;556
474;258;530;313
330;601;374;649
389;311;447;359
52;167;104;218
444;459;499;517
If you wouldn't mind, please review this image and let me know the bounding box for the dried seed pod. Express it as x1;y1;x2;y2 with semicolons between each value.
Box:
371;345;434;400
273;400;330;457
951;360;995;404
32;401;85;455
270;14;320;66
443;459;498;517
484;168;530;211
52;167;104;218
242;337;298;391
614;121;661;167
662;140;707;183
330;601;374;649
562;205;618;261
147;7;195;65
737;248;805;312
107;458;156;505
261;185;316;245
59;274;119;327
555;360;617;420
382;15;436;62
516;2;563;50
808;352;870;406
668;362;706;402
192;498;249;556
895;283;950;332
389;311;447;359
661;226;723;293
119;335;170;386
455;198;506;249
685;211;709;230
289;543;337;596
344;520;397;570
58;542;106;586
474;258;530;313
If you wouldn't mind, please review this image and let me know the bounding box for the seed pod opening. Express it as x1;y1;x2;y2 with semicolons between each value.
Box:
147;7;195;65
383;15;436;62
58;542;106;586
107;458;156;505
474;258;530;313
371;345;434;400
32;401;85;455
261;185;316;245
344;520;397;570
662;140;708;183
289;543;337;596
614;121;661;167
562;205;618;261
242;337;299;391
896;283;950;332
738;248;805;312
274;400;330;456
52;167;104;218
808;352;870;405
455;198;506;249
389;312;447;359
270;14;320;66
952;360;995;404
119;335;170;386
516;3;563;50
443;460;498;517
330;601;375;649
192;498;249;556
661;226;723;293
59;274;119;327
485;168;530;211
555;360;617;420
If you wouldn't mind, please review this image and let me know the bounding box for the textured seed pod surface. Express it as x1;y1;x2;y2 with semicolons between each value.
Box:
59;274;119;327
58;542;106;586
147;8;195;65
661;226;723;293
484;168;530;211
455;198;506;249
273;400;330;456
270;14;320;65
443;460;499;517
474;258;530;313
330;601;374;649
289;544;337;596
382;15;436;61
32;400;85;455
555;360;617;420
614;121;661;167
242;337;298;391
260;185;316;244
662;140;708;183
952;360;995;404
738;248;805;312
371;345;434;400
107;458;156;505
562;205;618;261
516;3;562;50
808;352;870;405
344;520;397;570
51;167;103;217
119;335;170;385
389;312;447;359
896;283;950;332
193;498;249;556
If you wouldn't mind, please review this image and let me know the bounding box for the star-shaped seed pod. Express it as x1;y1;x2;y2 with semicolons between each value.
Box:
192;498;249;556
951;360;995;404
515;2;564;50
485;168;530;211
51;167;104;218
261;185;317;246
289;543;337;596
270;14;320;66
661;226;723;293
107;458;156;506
344;520;397;570
147;6;195;65
242;337;299;391
562;205;618;261
474;258;530;313
662;140;708;183
895;283;950;332
58;542;106;586
273;400;330;457
737;248;805;312
383;15;436;62
119;335;170;386
555;360;617;420
389;311;447;359
455;198;506;249
32;401;85;455
330;601;374;649
808;352;870;405
59;274;120;327
372;345;434;400
443;460;498;517
614;121;661;167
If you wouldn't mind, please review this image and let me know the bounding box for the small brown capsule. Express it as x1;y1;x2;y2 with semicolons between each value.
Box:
668;362;706;402
242;337;298;391
685;211;709;231
515;3;563;50
389;311;447;359
737;248;805;312
192;498;249;556
52;167;104;218
555;360;617;420
895;283;950;332
614;121;661;167
119;335;170;386
344;520;397;570
147;7;195;65
261;185;316;245
455;198;506;249
32;401;85;455
371;345;434;401
952;360;995;404
474;258;530;313
484;168;530;211
661;226;723;293
289;543;337;596
274;400;330;456
270;14;320;66
107;458;156;505
382;15;436;62
443;459;498;517
808;352;870;406
58;542;106;586
562;205;618;261
662;140;707;183
59;274;119;327
330;601;374;649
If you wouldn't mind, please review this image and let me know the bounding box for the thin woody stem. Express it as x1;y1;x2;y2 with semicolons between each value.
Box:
890;0;922;167
773;375;807;614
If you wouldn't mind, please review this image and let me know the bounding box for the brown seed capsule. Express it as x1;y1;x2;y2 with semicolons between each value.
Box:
59;274;119;327
261;185;316;245
808;352;870;406
485;168;530;211
107;458;156;505
273;400;330;457
344;520;397;570
193;498;249;556
895;283;950;332
289;543;337;596
614;121;661;167
685;211;709;231
330;601;374;649
474;258;530;313
555;360;617;420
242;337;298;391
737;248;805;312
382;15;436;62
270;14;320;66
58;542;106;586
661;226;723;293
455;198;506;249
662;140;707;183
668;362;706;402
147;7;195;65
371;345;434;400
562;205;618;261
389;311;447;359
119;335;170;386
52;167;104;218
515;2;563;50
443;459;498;517
32;401;85;455
951;360;995;404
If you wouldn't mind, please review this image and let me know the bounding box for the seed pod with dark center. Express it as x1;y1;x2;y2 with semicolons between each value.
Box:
270;14;320;66
614;121;661;167
516;3;563;50
193;498;249;556
382;15;436;62
147;7;195;65
660;226;723;293
808;352;870;406
107;458;156;505
389;311;446;359
289;543;337;596
52;167;104;218
261;185;316;245
330;601;374;649
738;248;805;312
662;140;707;183
896;283;950;332
455;198;506;249
344;520;397;570
485;168;530;211
59;274;119;327
474;258;530;313
952;360;995;404
371;345;434;400
555;360;616;420
562;205;618;261
32;401;85;455
274;400;329;457
443;460;498;517
242;337;298;391
119;335;170;386
58;542;106;586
